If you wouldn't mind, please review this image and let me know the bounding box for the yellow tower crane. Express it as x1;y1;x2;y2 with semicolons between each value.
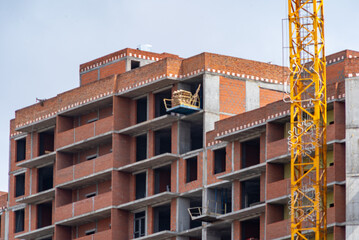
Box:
288;0;327;239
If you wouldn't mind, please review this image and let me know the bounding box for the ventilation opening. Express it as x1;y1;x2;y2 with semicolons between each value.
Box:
242;138;260;168
15;174;25;197
153;204;170;233
241;218;260;240
242;178;260;208
14;209;24;233
136;134;147;161
135;172;146;200
134;211;146;238
214;148;226;174
37;202;52;229
16;138;26;162
38;165;53;192
86;154;98;161
155;89;172;117
85;229;96;236
136;97;147;123
38;129;54;156
154;165;171;194
85;192;97;198
186;157;198;183
154;128;171;156
131;60;140;70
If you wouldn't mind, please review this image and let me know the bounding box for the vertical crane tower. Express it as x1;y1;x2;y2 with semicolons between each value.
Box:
288;0;327;239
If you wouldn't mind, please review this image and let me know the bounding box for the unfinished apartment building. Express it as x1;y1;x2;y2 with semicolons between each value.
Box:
7;47;359;240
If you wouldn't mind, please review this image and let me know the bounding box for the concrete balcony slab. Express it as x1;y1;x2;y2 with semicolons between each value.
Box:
15;225;54;240
56;131;113;153
218;162;266;181
118;192;178;211
215;123;266;142
131;230;177;240
178;226;203;238
16;188;55;204
118;114;179;136
56;206;113;226
117;77;180;98
15;117;56;132
118;153;179;173
217;203;265;221
56;168;113;189
16;152;56;168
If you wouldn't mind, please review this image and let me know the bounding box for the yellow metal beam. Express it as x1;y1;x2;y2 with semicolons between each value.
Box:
288;0;327;239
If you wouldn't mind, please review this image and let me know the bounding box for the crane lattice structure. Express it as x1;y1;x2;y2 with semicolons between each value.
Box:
288;0;327;239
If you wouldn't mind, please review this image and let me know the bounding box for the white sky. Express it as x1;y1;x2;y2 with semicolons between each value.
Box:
0;0;358;192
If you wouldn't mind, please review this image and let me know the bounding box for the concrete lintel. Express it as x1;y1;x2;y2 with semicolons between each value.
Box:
15;117;56;133
15;225;54;240
16;152;56;168
118;192;178;211
216;203;265;221
118;115;179;136
56;131;113;153
16;188;55;204
131;230;177;240
56;168;113;189
118;153;179;173
55;206;113;226
215;123;266;142
218;162;266;181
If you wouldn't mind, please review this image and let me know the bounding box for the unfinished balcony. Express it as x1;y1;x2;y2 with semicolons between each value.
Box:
56;152;113;189
217;203;265;222
55;191;112;226
56;115;113;152
215;122;266;142
15;225;54;240
74;229;112;240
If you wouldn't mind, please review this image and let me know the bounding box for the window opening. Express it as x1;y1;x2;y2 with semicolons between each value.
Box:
154;165;171;194
15;174;25;197
135;172;146;199
38;165;53;192
154;128;171;156
37;202;52;229
131;60;140;70
136;134;147;161
214;148;226;174
14;209;24;233
16;138;26;162
136;97;147;123
241;138;260;168
134;211;146;238
186;157;197;183
153;204;170;233
38;129;54;156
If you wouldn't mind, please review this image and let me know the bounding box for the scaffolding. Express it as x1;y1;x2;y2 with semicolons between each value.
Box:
163;84;201;114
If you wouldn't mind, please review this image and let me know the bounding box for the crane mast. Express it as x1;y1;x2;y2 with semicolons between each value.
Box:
288;0;327;239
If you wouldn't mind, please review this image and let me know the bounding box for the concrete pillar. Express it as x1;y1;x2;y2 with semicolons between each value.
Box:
177;197;190;232
245;81;260;111
345;77;359;239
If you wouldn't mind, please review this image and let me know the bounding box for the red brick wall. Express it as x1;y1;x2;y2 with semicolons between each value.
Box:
219;76;246;116
260;88;283;108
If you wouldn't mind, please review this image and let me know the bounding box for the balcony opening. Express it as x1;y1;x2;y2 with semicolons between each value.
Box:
191;123;203;151
207;185;232;215
186;156;198;183
154;165;171;194
38;165;53;192
85;229;96;235
37;202;52;229
136;97;147;123
241;178;260;208
136;134;147;161
38;129;54;156
16;138;26;162
134;211;146;238
155;89;172;117
131;60;140;70
179;117;203;154
14;209;24;233
241;218;260;240
214;148;226;174
154;128;171;156
135;172;146;200
241;138;260;168
189;198;202;228
153;204;170;233
15;173;25;197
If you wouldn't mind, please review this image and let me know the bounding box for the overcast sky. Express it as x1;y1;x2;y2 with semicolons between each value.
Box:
0;0;358;192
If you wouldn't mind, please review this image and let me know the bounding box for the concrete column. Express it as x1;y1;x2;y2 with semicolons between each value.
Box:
203;74;220;133
178;121;191;154
177;197;190;232
345;77;359;239
245;81;260;111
